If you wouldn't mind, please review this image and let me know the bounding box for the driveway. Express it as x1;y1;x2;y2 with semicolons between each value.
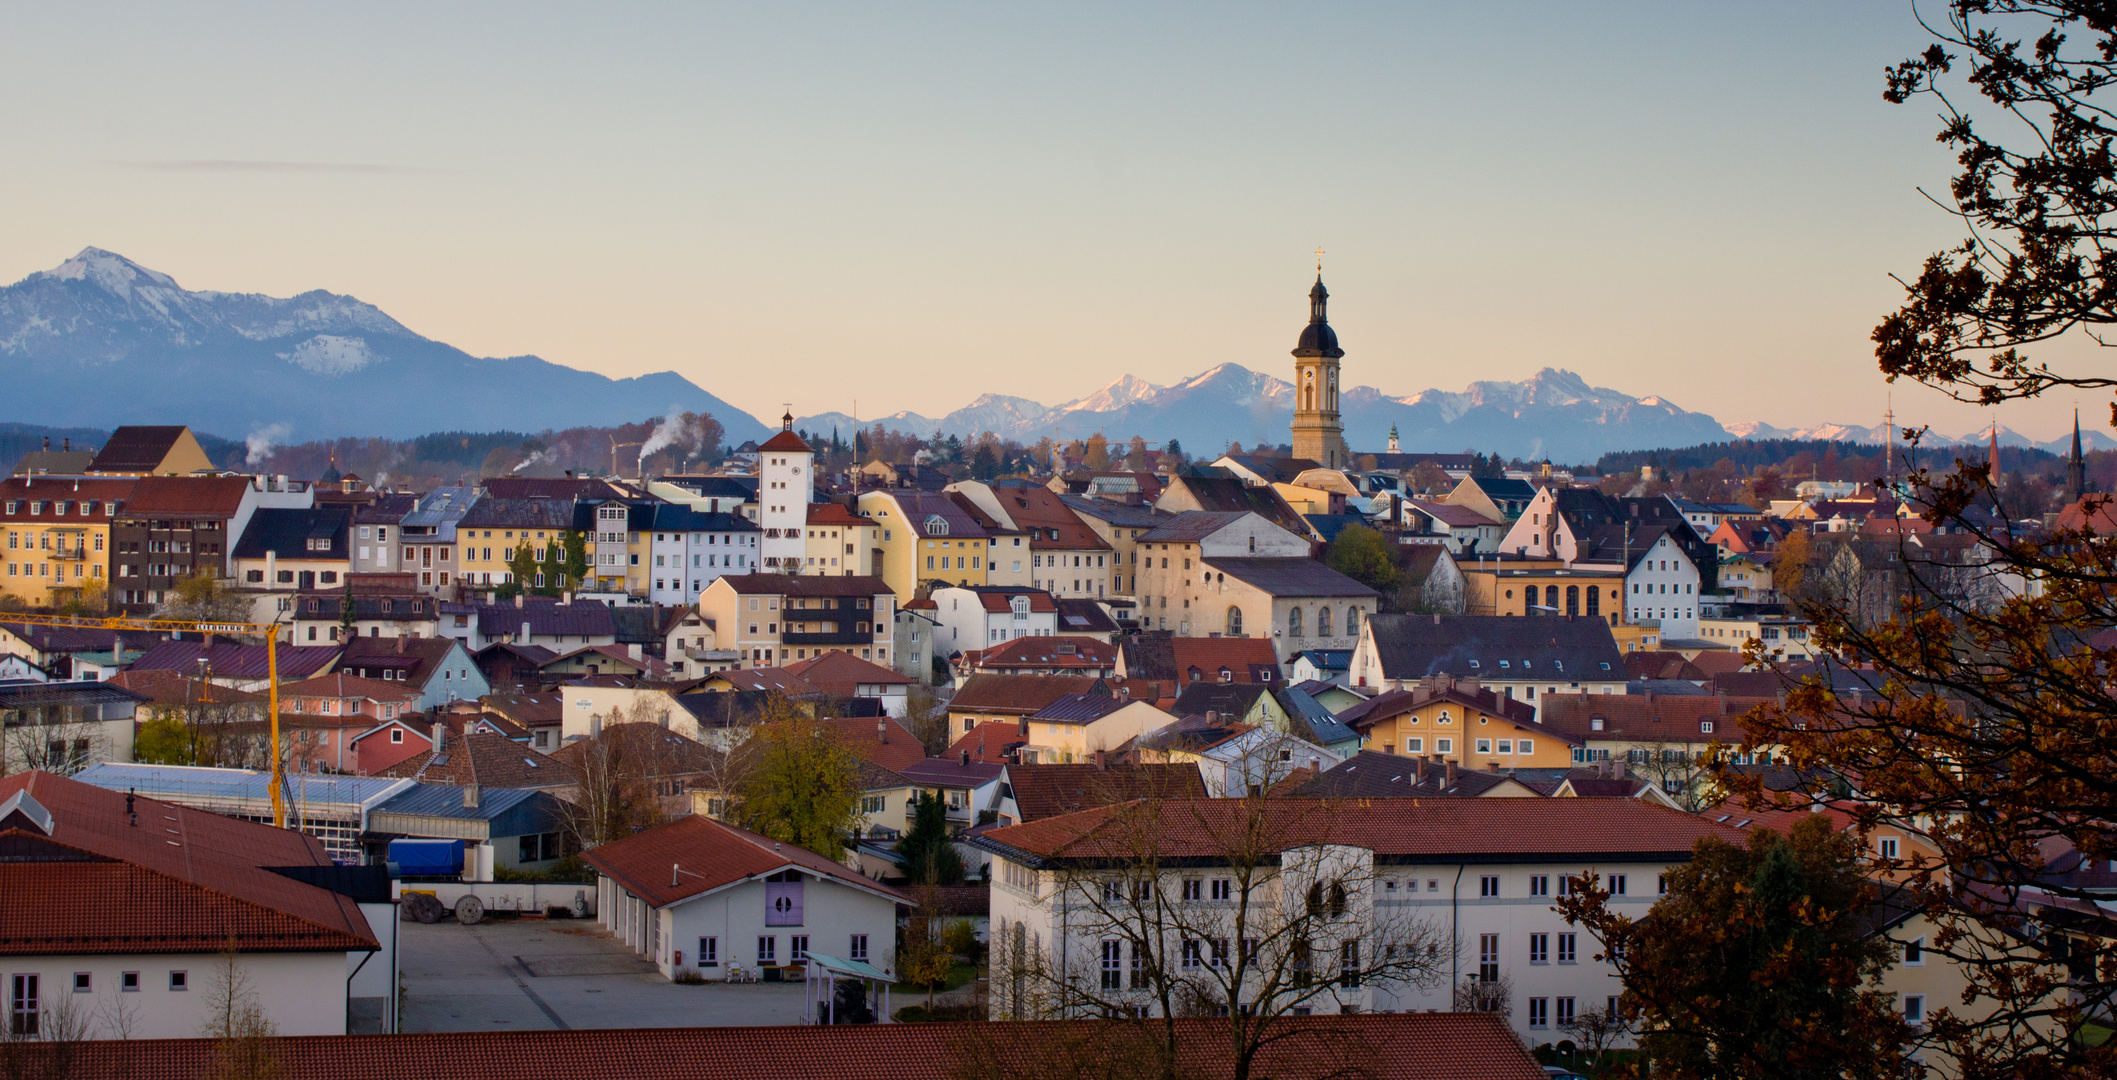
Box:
400;917;814;1031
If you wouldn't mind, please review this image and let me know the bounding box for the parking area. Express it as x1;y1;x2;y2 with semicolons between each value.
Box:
400;916;812;1032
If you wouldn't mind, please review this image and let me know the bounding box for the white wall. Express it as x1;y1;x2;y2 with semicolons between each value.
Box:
600;873;902;982
8;950;361;1039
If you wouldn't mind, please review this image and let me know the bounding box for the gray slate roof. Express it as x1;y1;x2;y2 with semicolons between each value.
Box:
1206;557;1376;598
1362;614;1624;681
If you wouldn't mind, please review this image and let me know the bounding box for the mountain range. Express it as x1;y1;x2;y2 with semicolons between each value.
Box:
0;248;772;445
5;248;2107;463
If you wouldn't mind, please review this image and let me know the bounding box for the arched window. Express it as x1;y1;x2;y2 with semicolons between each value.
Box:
1586;586;1600;618
1226;606;1243;636
1345;607;1359;637
1288;607;1304;638
1565;585;1579;617
1318;607;1333;637
1544;585;1559;613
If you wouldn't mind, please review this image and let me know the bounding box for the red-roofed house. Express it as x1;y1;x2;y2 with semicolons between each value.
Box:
803;502;880;577
582;813;909;981
0;771;394;1036
958;636;1119;678
929;585;1060;657
948;482;1114;601
973;796;1740;1040
783;651;914;716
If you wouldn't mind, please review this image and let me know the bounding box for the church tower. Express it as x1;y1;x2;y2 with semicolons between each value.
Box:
758;410;814;573
1290;272;1349;469
2070;409;2089;499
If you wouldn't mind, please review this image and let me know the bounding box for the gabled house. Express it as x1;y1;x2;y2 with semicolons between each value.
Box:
1131;713;1344;797
0;475;135;608
959;635;1119;678
85;425;216;477
1334;676;1580;769
1350;614;1627;719
1290;750;1544;798
1443;475;1537;524
1133;510;1374;658
784;650;916;716
336;635;490;712
930;585;1060;657
947;482;1114;600
583;814;910;982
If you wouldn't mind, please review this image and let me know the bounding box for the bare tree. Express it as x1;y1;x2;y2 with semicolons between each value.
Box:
199;941;279;1080
1449;969;1513;1015
1;682;109;777
1559;1005;1630;1067
990;786;1448;1080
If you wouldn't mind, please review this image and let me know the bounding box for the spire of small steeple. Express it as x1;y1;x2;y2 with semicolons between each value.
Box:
2070;408;2088;498
1988;421;2002;487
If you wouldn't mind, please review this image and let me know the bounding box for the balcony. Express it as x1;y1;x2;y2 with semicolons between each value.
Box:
781;630;871;646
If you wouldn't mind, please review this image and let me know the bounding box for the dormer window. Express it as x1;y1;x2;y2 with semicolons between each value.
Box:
924;516;948;536
1700;721;1714;734
1219;666;1233;682
1591;716;1605;731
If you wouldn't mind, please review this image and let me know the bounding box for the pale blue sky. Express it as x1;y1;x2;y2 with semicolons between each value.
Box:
0;2;2084;439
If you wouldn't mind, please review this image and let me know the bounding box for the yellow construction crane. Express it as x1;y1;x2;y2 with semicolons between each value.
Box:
1;611;291;827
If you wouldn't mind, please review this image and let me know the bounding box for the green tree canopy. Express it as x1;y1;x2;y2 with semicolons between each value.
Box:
895;790;965;886
1323;523;1400;595
732;711;862;860
1559;815;1908;1080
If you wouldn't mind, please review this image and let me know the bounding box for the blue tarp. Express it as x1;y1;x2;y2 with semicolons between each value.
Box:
388;838;465;876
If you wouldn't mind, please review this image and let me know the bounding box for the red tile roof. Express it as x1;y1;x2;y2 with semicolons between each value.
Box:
967;636;1118;672
1168;637;1283;683
106;669;267;706
129;638;343;681
949;721;1027;764
116;475;253;517
815;714;926;773
581;813;908;910
783;650;915;697
805;502;867;526
0;476;137;522
949;673;1107;714
709;667;824;696
980;796;1743;862
1005;762;1207;822
1538;692;1773;744
0;772;376;955
279;672;421;703
19;1014;1543;1080
994;485;1110;551
758;429;814;453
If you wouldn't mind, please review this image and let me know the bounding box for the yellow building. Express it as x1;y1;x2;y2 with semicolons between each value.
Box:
455;498;586;594
855;489;996;602
804;503;879;576
1341;676;1581;769
1462;562;1625;622
0;477;134;608
82;425;216;478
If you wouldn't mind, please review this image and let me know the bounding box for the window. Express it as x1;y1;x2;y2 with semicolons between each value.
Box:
1905;937;1925;966
1556;996;1576;1027
1182;939;1203;969
169;971;187;991
1211;878;1231;901
1529;874;1549;896
757;936;776;963
1904;994;1925;1024
1557;933;1577;964
72;972;90;993
1878;837;1899;860
1529;933;1549;964
1210;938;1229;968
699;936;719;967
790;935;809;961
120;972;139;992
1287;608;1302;637
9;975;35;1036
1182;878;1202;901
1101;940;1122;989
850;934;869;962
1339;940;1360;987
1476;738;1492;754
1528;997;1548;1028
1610;874;1628;896
1478;934;1499;982
1479;875;1499;897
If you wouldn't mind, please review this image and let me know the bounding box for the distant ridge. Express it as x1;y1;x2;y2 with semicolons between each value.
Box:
0;248;772;444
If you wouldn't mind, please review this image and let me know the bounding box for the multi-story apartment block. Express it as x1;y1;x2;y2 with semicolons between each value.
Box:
1350;615;1627;719
697;572;895;667
1057;495;1173;598
110;475;312;611
396;485;475;593
974;797;1739;1044
950;482;1113;599
929;585;1059;656
230;506;354;621
802;502;877;577
857;490;1002;602
455;497;583;592
0;476;134;607
349;492;417;575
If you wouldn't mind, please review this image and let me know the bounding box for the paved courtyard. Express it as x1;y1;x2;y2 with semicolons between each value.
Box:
400;916;814;1031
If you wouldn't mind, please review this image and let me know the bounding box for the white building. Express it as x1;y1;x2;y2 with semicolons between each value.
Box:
756;415;814;573
973;796;1739;1044
929;585;1060;657
0;772;397;1037
1615;531;1703;642
583;814;909;982
1349;614;1626;719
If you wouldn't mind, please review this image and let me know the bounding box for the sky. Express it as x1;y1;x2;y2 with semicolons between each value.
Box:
0;2;2096;441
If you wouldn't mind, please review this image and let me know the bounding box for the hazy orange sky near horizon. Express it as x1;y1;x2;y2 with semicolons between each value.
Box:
2;1;2105;442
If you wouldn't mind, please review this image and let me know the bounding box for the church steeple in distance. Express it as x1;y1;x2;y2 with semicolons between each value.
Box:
1290;253;1349;470
2070;409;2089;499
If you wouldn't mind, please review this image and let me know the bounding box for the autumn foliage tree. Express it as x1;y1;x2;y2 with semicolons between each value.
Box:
732;709;862;860
1558;816;1909;1080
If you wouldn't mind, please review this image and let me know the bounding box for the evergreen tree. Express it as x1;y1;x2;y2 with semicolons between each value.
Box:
895;790;965;886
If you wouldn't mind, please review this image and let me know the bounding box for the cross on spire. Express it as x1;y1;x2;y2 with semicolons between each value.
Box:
1314;246;1325;274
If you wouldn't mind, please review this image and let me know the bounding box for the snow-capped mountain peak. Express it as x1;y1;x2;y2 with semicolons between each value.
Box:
41;247;182;298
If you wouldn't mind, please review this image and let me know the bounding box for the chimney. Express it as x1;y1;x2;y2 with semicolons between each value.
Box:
1413;757;1426;783
397;636;407;654
1444;760;1458;786
1094;750;1108;771
40;437;48;452
462;783;480;809
960;749;971;766
877;718;888;743
514;594;525;609
522;620;533;643
1206;710;1219;725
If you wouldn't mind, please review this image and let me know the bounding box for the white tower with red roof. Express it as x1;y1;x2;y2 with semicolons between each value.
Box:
757;411;814;572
